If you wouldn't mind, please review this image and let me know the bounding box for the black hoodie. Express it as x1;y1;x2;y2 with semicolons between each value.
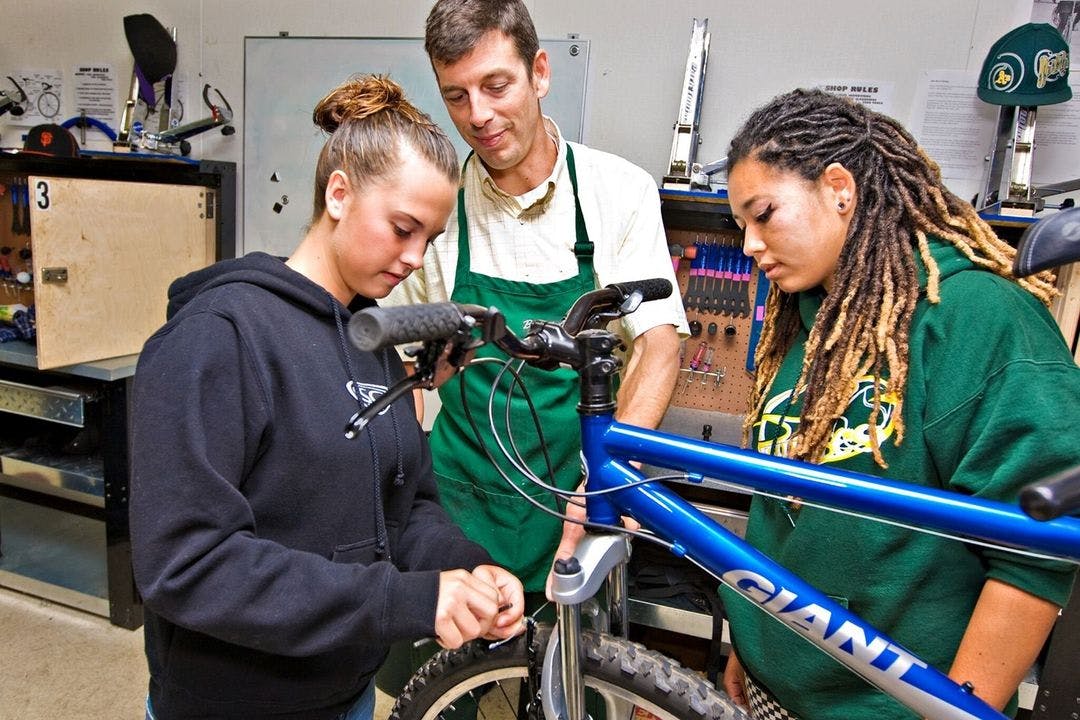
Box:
130;253;492;719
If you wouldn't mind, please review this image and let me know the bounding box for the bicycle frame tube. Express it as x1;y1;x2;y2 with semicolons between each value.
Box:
580;413;1080;720
593;419;1080;560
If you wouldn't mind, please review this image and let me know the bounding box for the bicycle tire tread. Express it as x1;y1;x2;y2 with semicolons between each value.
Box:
582;632;750;720
390;624;750;720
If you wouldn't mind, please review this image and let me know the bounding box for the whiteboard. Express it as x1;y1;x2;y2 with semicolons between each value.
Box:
243;36;590;256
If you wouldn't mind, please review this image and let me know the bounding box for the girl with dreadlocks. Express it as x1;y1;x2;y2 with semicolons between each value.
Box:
719;88;1080;719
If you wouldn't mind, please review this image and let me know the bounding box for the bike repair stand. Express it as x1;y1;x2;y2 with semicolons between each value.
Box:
975;23;1075;217
978;103;1080;216
662;18;710;192
978;104;1044;217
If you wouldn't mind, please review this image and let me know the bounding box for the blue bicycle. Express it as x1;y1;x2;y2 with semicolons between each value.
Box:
347;215;1080;720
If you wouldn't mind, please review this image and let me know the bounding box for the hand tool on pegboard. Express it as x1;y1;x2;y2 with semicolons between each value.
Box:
19;178;31;236
746;268;770;371
736;254;752;317
683;237;705;310
680;340;708;392
707;241;724;315
669;242;696;275
721;245;738;315
8;181;18;235
703;241;720;313
699;345;715;385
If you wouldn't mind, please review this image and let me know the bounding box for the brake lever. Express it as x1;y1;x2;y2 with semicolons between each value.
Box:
344;307;491;439
343;372;426;439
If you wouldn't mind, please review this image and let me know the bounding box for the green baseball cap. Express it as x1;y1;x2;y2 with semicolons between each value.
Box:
978;23;1072;106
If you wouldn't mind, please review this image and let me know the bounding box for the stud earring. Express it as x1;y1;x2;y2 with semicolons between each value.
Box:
838;201;846;210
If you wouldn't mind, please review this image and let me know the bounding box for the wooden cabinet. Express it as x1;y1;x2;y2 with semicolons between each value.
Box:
1;155;234;369
28;177;213;368
0;154;235;628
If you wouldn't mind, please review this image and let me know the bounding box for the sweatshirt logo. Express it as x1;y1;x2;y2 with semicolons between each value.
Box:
753;375;897;463
347;381;391;418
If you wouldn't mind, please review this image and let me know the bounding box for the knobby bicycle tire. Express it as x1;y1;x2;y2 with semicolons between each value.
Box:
390;623;751;720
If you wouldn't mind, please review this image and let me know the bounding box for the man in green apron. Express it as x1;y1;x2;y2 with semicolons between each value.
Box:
378;0;688;697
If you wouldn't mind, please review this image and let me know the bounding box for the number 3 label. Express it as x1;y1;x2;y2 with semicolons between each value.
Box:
35;180;50;210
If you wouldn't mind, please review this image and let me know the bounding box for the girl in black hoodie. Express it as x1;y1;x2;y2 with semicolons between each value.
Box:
130;75;524;720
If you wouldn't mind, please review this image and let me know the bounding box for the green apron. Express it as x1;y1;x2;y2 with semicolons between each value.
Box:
428;145;594;591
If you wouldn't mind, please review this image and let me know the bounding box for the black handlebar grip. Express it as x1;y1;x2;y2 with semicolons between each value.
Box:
348;303;464;351
608;278;673;302
1020;464;1080;521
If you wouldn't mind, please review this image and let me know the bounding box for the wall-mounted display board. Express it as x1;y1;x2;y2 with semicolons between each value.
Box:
243;36;590;257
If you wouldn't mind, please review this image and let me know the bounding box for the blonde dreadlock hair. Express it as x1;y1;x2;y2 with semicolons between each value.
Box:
734;89;1057;467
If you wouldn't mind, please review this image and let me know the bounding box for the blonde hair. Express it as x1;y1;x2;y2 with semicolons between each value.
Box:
310;74;459;222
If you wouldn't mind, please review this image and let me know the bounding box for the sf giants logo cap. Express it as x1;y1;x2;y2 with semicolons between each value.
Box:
978;23;1072;106
22;123;79;157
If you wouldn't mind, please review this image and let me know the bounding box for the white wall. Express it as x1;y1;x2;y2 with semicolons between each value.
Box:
1;0;1030;251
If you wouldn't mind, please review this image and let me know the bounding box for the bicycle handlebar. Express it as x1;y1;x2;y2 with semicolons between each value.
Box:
347;278;1080;523
349;278;673;352
1021;465;1080;520
349;301;467;351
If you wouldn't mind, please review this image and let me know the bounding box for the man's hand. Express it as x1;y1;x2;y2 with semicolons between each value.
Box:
544;485;639;602
425;342;472;390
406;342;476;424
544;497;587;602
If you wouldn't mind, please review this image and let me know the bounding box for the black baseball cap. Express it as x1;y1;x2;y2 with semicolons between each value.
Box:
23;124;80;157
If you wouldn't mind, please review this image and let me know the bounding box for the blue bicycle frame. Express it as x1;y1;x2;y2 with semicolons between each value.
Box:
575;412;1080;720
346;284;1080;720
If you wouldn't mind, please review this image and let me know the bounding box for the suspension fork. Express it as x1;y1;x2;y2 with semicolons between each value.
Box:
542;534;632;720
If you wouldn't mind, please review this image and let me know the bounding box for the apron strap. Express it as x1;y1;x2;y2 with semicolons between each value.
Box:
454;146;595;280
564;144;594;265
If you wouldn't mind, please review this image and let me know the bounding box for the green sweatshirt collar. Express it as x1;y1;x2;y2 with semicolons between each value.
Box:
796;235;977;330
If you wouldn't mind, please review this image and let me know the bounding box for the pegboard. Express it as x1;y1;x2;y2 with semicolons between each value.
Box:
667;227;761;416
0;173;35;311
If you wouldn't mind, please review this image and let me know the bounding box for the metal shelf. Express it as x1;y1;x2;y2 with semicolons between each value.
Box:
1;448;104;507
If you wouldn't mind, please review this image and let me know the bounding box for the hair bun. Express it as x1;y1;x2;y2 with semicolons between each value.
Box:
312;74;412;133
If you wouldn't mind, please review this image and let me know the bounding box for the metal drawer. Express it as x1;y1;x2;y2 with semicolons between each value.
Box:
0;379;89;427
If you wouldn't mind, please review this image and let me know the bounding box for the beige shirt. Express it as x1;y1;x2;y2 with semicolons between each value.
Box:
384;118;688;342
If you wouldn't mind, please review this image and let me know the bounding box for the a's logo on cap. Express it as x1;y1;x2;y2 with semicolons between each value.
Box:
989;52;1024;92
1035;48;1069;88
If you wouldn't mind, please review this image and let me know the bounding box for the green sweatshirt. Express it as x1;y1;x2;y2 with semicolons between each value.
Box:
720;238;1079;719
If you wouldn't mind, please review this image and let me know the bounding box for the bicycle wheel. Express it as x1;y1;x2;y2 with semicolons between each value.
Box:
390;623;750;720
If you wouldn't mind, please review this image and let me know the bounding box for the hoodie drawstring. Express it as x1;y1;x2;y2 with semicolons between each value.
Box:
330;295;393;562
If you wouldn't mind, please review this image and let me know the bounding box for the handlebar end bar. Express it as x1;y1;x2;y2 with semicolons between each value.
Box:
1020;465;1080;521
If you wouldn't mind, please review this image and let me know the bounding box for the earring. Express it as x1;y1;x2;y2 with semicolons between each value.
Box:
838;201;846;210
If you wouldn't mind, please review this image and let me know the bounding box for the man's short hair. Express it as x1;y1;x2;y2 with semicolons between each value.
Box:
425;0;540;76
